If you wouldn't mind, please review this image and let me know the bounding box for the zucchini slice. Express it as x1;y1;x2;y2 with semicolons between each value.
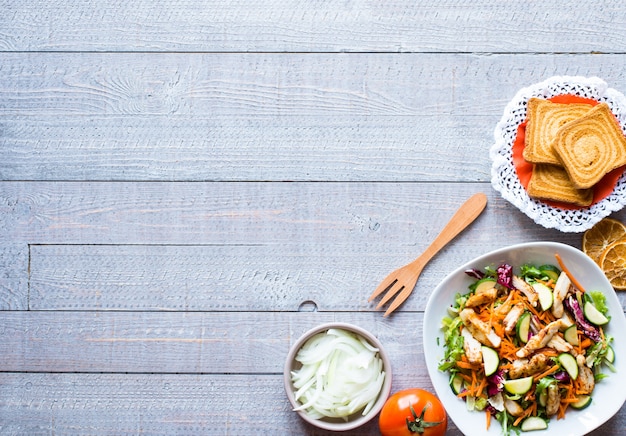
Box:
563;325;579;346
475;278;498;293
482;346;500;377
503;376;534;395
450;373;465;395
533;282;553;311
520;416;548;431
558;353;578;380
516;312;531;344
583;301;609;326
539;264;561;282
570;395;592;410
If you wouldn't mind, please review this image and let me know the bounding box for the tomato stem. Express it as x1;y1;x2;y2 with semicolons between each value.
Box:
406;404;444;434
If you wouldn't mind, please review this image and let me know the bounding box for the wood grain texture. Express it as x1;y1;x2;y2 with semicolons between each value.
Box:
1;181;623;312
0;311;428;375
3;1;626;434
0;373;455;436
0;373;621;436
0;1;625;53
0;181;552;246
3;53;626;181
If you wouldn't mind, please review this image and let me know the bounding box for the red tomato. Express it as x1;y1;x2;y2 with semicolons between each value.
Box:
379;388;447;436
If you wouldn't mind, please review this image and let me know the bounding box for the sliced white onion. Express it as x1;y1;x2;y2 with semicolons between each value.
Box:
290;328;385;420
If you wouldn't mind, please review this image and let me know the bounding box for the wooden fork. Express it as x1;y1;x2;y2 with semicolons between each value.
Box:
368;192;488;317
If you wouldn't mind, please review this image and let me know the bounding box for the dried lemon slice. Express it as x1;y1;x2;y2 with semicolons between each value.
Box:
599;240;626;290
582;218;626;265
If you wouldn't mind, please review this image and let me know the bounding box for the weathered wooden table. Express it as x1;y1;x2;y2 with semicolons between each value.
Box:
1;2;625;434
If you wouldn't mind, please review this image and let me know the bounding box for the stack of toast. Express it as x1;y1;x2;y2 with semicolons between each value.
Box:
523;98;626;206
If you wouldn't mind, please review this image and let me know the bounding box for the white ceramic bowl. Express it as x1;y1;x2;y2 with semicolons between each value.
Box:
283;322;392;431
423;242;626;436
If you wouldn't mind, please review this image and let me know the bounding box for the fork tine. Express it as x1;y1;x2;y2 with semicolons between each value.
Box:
370;192;487;317
375;283;404;309
383;284;415;317
367;274;398;302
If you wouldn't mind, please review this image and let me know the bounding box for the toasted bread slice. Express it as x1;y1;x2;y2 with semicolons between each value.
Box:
553;103;626;189
527;164;594;207
523;98;593;165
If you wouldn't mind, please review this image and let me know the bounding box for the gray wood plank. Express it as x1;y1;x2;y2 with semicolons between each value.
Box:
3;307;624;434
1;1;625;53
3;53;626;181
0;182;510;246
28;237;595;313
0;244;28;310
4;181;624;312
0;373;621;435
0;374;312;436
0;311;431;375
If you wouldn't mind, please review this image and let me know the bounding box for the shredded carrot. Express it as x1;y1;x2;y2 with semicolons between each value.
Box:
579;338;593;349
513;403;536;428
492;320;505;338
533;364;560;382
555;252;586;293
475;373;488;398
445;254;608;432
499;337;520;361
456;360;481;370
459;373;472;383
562;397;584;404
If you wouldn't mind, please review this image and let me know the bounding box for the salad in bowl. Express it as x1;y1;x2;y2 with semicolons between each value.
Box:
423;242;626;436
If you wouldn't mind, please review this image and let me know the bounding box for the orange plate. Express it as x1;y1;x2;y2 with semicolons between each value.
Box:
512;94;625;210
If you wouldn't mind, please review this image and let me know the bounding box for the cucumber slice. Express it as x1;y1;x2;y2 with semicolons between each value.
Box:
503;376;534;395
563;325;579;346
605;345;615;364
475;278;498;293
482;346;500;376
583;301;609;326
539;264;561;282
558;353;578;380
520;416;548;431
538;389;547;408
450;373;465;395
533;283;553;311
570;395;592;410
516;312;531;344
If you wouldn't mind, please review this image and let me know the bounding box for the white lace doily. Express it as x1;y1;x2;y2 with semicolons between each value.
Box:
490;76;626;233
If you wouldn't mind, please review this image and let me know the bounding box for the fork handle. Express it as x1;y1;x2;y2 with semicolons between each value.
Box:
409;192;487;270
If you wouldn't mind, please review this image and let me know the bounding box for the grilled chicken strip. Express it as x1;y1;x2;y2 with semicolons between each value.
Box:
547;335;573;353
503;302;525;334
546;383;560;416
552;271;572;318
576;354;596;394
465;286;498;308
504;398;525;417
516;319;564;358
509;353;550;379
459;308;501;348
494;292;514;315
512;275;538;307
461;327;483;364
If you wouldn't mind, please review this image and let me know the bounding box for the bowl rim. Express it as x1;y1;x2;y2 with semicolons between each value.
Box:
423;241;626;436
283;321;393;431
